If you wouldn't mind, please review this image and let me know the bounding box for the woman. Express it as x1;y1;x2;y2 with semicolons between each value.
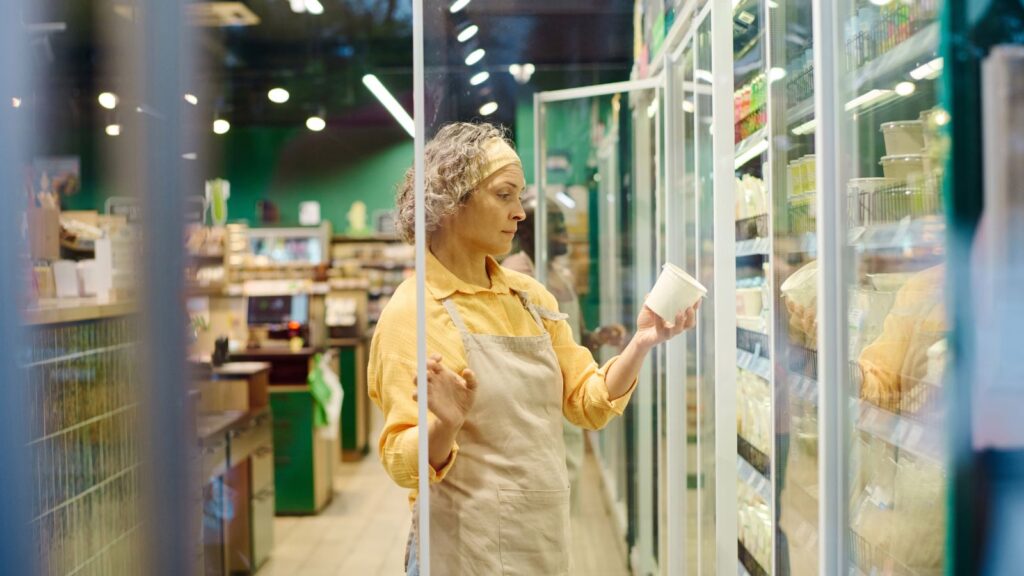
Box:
367;122;697;575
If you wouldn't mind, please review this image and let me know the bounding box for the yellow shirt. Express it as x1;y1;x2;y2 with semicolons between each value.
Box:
367;251;637;497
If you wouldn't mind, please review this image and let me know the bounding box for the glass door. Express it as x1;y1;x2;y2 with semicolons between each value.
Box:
829;1;949;574
666;5;719;574
733;0;775;574
535;78;665;575
767;2;820;576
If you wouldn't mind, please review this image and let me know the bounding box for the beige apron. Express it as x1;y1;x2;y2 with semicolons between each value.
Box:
429;289;571;575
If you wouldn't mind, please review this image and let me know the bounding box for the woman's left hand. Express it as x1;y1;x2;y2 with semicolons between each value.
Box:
633;299;700;350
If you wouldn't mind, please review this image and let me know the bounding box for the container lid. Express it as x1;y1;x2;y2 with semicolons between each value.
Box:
879;154;925;164
664;263;708;295
880;120;923;131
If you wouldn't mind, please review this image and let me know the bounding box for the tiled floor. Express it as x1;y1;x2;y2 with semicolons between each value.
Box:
258;424;631;575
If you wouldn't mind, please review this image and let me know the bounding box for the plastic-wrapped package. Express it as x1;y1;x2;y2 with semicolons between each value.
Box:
889;454;946;573
781;260;819;347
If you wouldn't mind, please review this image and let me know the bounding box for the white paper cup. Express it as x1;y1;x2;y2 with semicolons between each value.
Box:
647;263;707;323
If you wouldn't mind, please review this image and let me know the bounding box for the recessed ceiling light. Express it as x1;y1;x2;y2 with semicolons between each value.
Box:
305;0;324;15
895;81;916;96
450;0;471;13
457;24;479;43
268;88;290;104
105;124;122;137
213;119;231;134
470;71;490;86
682;100;694;113
306;116;326;132
182;152;198;160
98;92;118;110
768;67;787;82
479;101;498;116
465;48;485;66
184;93;198;105
11;97;21;108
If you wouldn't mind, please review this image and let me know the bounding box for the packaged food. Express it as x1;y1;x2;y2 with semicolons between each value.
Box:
881;121;925;156
880;154;926;181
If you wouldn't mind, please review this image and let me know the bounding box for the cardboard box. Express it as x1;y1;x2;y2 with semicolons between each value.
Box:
27;206;60;261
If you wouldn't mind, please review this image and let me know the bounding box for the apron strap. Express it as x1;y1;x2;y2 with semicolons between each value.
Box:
513;290;568;329
440;299;471;336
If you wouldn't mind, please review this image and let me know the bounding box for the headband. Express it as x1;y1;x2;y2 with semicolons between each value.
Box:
471;138;522;190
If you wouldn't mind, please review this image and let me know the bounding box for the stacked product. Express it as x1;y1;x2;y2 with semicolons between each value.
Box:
844;0;941;70
734;73;767;143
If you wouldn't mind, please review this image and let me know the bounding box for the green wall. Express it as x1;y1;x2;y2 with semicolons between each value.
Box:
223;126;412;232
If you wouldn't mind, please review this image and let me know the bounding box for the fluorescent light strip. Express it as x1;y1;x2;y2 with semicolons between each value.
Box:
791;118;817;136
735;138;768;170
457;24;478;43
909;57;943;81
844;89;893;112
555;191;577;210
362;74;415;138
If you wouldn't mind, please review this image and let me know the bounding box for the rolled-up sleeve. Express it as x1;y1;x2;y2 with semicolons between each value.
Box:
533;291;638;430
368;337;459;490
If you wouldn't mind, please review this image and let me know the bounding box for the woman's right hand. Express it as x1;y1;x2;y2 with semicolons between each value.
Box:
412;354;478;430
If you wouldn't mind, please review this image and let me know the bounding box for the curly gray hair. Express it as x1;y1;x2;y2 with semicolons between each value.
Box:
394;122;514;243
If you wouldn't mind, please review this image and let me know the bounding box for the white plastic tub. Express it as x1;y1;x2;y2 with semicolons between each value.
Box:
881;120;925;156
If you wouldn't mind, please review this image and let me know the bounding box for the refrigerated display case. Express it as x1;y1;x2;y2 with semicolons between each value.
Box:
732;2;775;574
768;2;820;576
827;1;949;574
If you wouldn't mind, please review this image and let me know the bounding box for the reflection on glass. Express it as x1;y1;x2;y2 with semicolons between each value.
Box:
769;1;819;576
836;1;948;574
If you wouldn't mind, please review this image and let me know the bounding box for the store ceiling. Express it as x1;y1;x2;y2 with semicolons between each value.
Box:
31;0;633;134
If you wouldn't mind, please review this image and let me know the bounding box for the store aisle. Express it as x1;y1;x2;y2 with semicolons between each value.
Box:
258;419;630;575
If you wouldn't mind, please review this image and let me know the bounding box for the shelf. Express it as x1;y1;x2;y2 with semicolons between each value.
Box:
788;372;819;406
738;348;771;382
737;454;771;504
848;217;946;253
854;400;944;463
738;539;770;576
737;328;770;359
853;22;940;92
738;434;771;479
735;127;769;170
786;96;815;128
736;237;770;257
332;234;401;243
24;298;136;326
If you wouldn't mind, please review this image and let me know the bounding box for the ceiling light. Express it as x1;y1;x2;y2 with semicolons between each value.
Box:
870;0;894;5
479;101;498;116
457;24;479;43
768;67;787;82
895;81;916;97
182;153;198;160
646;99;659;119
845;89;893;112
105;124;121;137
289;0;306;13
305;0;324;15
470;71;490;86
184;93;198;105
933;109;950;126
555;191;577;210
909;57;943;81
465;48;485;66
509;63;535;84
268;88;290;104
791;118;817;136
362;74;415;138
682;100;695;113
213;119;231;135
306;115;326;132
98;92;118;110
11;97;21;108
450;0;471;13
